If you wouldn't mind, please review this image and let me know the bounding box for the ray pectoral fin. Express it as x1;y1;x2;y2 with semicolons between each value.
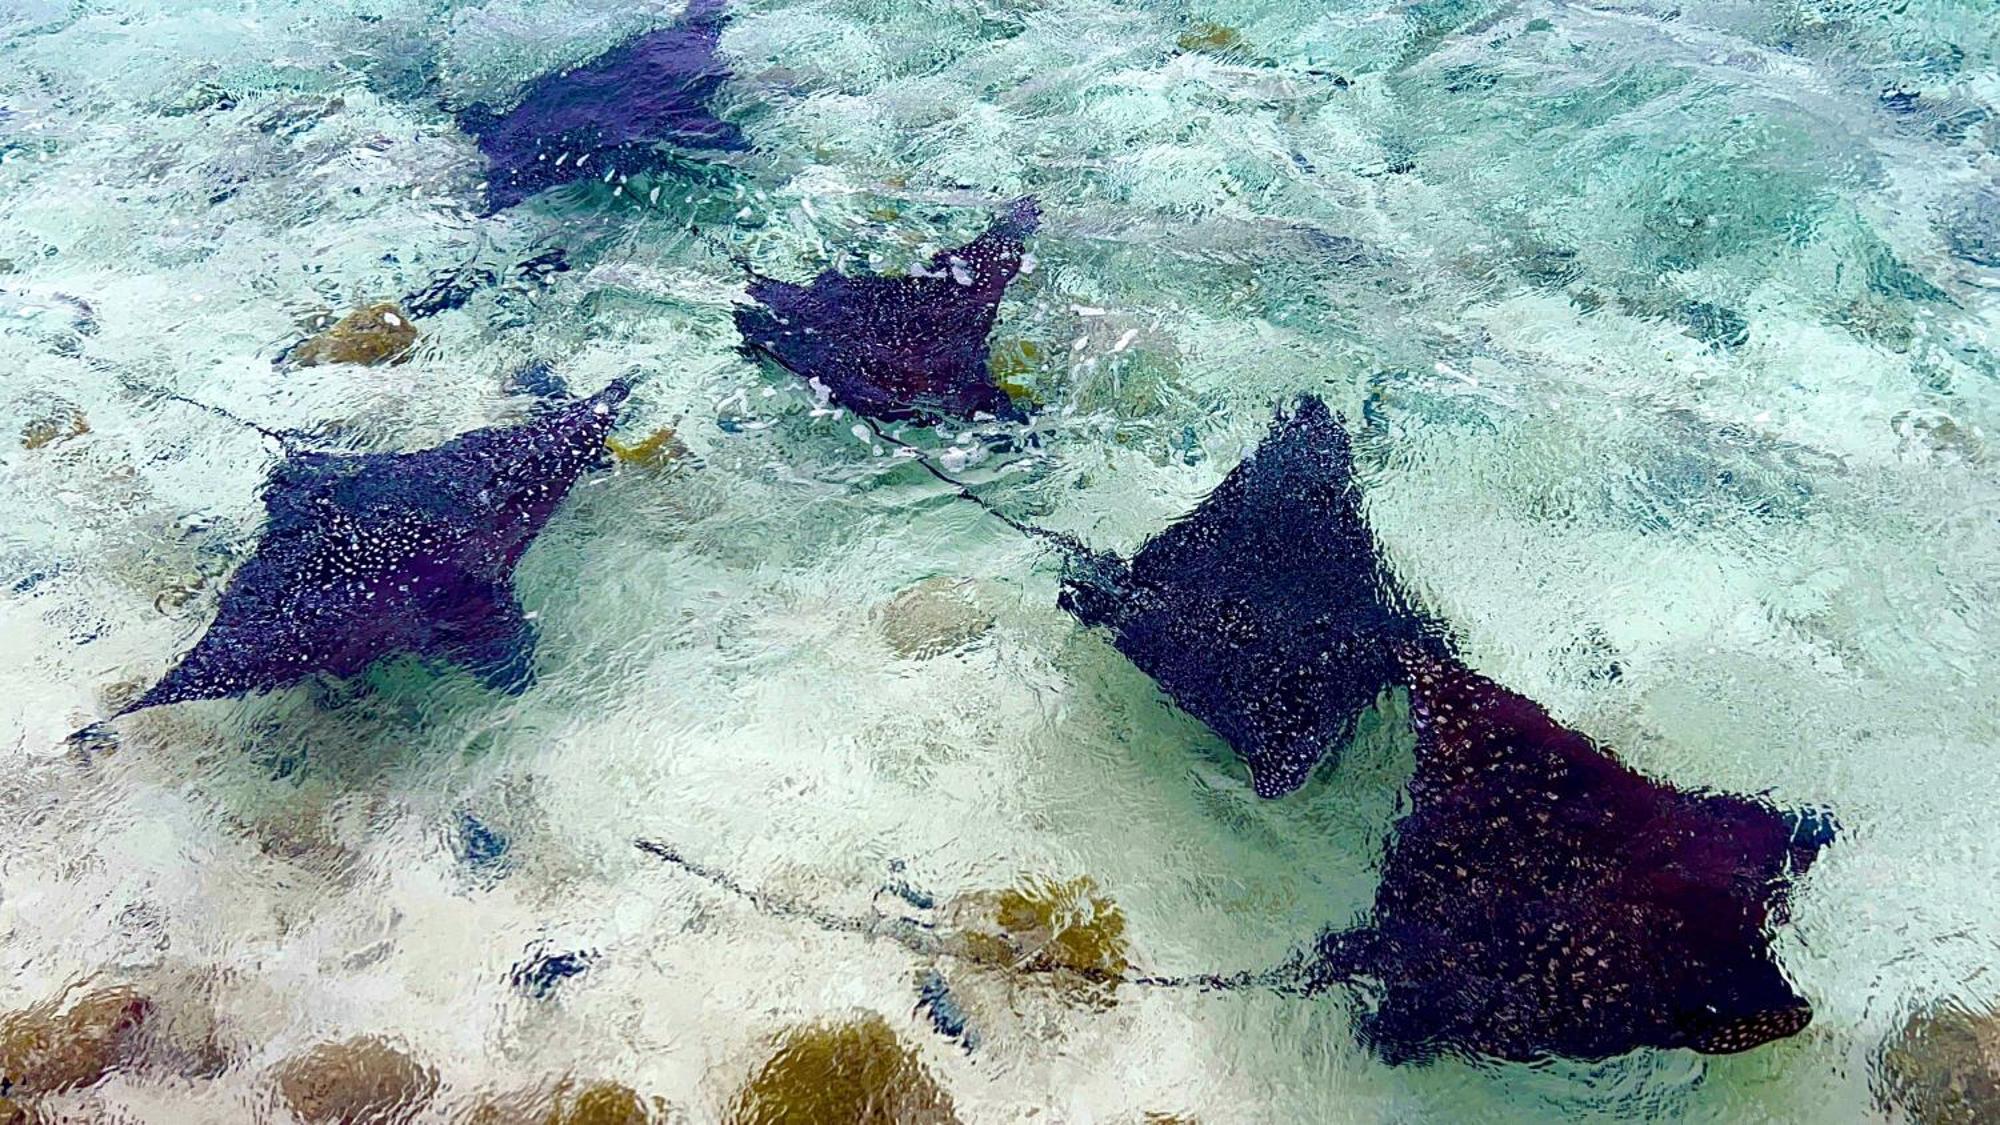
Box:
1058;398;1407;795
731;201;1038;423
433;588;539;695
1055;549;1134;630
1354;650;1830;1062
1782;805;1839;868
64;720;120;757
1299;926;1380;993
733;280;808;359
456;103;501;137
1687;1000;1813;1055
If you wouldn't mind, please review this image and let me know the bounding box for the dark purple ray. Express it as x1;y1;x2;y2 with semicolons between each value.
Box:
1043;395;1830;1061
458;0;744;214
734;197;1039;424
1058;396;1415;796
1300;642;1830;1064
114;381;629;718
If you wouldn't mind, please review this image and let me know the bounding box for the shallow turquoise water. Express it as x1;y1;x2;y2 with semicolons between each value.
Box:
2;0;1997;1121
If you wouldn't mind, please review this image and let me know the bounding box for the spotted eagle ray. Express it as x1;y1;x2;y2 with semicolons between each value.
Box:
733;197;1039;423
1058;396;1411;797
457;0;744;214
652;393;1833;1063
84;379;630;731
1058;397;1832;1058
1286;640;1833;1063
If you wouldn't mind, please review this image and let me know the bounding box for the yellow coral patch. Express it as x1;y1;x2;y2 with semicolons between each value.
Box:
466;1078;674;1125
559;1082;670;1125
606;427;688;468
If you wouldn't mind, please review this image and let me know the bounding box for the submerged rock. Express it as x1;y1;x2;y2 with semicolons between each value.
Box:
456;809;514;882
945;875;1130;1006
463;1078;674;1124
1615;291;1749;349
162;82;238;117
288;303;418;368
1176;22;1244;54
0;985;152;1096
273;1036;438;1125
875;578;993;660
130;968;231;1081
986;338;1048;407
1838;294;1916;351
250;95;344;138
728;1015;958;1125
1878;1002;2000;1125
1678;300;1750;349
1893;409;1989;462
552;1083;672;1125
1943;187;2000;268
18;404;88;450
235;790;364;880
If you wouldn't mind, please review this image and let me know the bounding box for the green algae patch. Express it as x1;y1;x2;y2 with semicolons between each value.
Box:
988;338;1048;406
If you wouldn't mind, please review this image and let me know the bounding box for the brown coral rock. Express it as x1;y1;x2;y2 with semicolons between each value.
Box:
728;1015;958;1125
273;1036;438;1125
1879;1002;2000;1125
290;303;418;368
875;578;993;660
0;986;152;1096
948;875;1130;1006
1176;23;1244;53
19;405;89;450
460;1078;673;1125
